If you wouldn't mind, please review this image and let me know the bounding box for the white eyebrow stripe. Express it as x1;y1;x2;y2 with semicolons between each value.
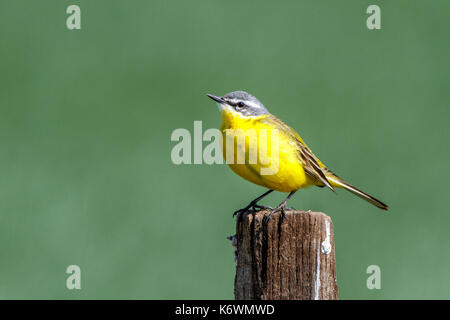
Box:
226;98;260;109
244;101;262;109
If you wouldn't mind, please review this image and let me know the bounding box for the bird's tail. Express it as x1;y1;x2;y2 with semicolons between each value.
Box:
326;175;388;210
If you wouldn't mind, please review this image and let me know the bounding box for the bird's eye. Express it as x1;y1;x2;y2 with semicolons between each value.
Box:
238;102;245;108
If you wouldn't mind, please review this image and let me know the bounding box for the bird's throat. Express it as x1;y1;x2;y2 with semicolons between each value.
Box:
220;108;268;131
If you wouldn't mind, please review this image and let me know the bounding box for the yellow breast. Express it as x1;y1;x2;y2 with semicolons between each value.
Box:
220;109;312;192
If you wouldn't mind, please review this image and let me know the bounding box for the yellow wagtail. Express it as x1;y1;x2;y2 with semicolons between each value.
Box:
206;91;388;221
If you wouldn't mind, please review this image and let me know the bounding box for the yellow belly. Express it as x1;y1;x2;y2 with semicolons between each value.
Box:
220;110;312;192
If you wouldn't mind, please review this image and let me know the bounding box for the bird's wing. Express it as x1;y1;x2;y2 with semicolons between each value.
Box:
261;115;335;192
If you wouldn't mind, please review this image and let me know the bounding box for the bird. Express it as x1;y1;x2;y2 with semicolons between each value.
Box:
206;91;388;221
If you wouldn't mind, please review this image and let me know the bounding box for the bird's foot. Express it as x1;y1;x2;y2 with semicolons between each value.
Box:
251;203;272;212
233;203;271;218
263;203;289;224
233;202;272;225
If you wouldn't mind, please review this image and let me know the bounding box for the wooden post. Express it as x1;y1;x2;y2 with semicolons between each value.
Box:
234;209;338;300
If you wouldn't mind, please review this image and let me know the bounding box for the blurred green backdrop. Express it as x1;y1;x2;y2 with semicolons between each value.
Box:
0;0;449;299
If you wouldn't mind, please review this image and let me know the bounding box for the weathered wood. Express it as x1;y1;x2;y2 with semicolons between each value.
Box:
234;209;338;300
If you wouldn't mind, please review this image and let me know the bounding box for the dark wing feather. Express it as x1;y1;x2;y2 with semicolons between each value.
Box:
298;143;335;191
261;115;335;192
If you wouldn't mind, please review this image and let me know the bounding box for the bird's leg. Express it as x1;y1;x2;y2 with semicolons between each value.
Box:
233;190;274;223
264;191;297;223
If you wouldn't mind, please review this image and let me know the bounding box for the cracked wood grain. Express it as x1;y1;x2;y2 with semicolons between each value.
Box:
234;209;338;300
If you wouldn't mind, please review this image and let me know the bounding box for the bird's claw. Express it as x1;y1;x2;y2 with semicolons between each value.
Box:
263;205;289;224
233;202;272;226
251;204;272;211
233;203;271;218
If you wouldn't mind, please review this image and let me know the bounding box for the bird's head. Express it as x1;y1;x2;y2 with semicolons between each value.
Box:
206;91;269;117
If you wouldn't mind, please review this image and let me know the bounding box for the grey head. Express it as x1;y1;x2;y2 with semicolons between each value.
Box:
206;91;270;117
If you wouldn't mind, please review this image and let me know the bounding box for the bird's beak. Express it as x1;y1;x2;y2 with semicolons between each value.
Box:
206;94;226;104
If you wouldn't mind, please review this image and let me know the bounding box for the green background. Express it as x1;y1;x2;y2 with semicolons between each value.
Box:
0;0;449;299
